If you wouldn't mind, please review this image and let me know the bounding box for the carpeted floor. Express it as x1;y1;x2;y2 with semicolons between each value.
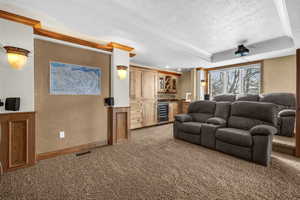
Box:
1;124;300;200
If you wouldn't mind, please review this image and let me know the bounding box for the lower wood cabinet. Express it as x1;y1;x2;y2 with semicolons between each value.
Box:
0;112;36;172
169;101;179;122
130;101;143;129
142;100;157;127
181;101;191;114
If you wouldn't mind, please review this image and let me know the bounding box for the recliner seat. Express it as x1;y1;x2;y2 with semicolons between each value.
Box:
173;100;277;166
215;101;277;165
174;100;216;144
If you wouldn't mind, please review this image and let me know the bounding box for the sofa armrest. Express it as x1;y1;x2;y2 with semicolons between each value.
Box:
175;114;192;122
279;109;296;117
250;125;277;136
206;117;226;127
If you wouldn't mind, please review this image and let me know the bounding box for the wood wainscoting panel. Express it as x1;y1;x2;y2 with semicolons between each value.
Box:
116;112;128;140
8;120;29;168
108;107;130;145
0;112;35;172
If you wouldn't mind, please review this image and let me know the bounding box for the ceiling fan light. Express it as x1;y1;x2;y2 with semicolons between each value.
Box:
235;44;249;57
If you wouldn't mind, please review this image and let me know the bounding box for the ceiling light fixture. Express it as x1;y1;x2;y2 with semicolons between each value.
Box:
234;44;249;57
4;46;30;70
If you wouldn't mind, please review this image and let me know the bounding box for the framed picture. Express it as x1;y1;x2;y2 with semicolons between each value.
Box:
50;61;101;95
185;92;192;102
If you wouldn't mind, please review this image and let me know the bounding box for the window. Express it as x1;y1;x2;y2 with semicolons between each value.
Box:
209;63;261;97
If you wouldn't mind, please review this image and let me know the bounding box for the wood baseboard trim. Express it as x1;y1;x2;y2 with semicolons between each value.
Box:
36;140;107;161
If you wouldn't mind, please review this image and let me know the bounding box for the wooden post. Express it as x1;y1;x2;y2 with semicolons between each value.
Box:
296;49;300;157
204;69;209;94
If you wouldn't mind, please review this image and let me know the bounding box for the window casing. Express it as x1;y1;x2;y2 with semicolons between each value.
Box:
209;63;261;97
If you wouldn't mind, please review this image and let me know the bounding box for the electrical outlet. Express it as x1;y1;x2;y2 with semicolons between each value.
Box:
59;131;65;139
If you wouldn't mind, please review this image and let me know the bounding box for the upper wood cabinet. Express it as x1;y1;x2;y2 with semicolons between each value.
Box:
130;69;142;100
158;74;166;93
141;70;158;99
158;74;178;94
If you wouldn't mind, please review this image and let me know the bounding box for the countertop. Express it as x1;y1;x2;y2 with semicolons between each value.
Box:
157;99;182;102
0;110;35;115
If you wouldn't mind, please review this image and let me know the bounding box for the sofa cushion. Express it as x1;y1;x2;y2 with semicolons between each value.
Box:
188;100;216;114
228;116;273;130
188;101;216;122
215;102;231;120
176;122;202;135
213;94;236;102
216;128;252;147
228;101;277;130
189;113;214;123
260;93;296;109
236;94;260;102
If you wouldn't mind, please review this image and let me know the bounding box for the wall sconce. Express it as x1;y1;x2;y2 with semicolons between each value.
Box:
3;46;30;70
116;65;128;80
201;80;207;87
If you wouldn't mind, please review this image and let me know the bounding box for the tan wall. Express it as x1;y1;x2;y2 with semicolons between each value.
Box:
178;71;192;99
263;55;296;94
34;39;110;154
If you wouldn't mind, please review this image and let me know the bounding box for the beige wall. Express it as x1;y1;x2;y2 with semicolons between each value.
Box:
178;71;192;99
35;39;110;154
263;55;296;94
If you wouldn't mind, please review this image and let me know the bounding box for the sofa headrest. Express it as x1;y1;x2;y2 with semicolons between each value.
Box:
230;101;277;124
236;94;260;102
215;102;231;120
260;93;296;108
213;94;236;102
188;100;216;114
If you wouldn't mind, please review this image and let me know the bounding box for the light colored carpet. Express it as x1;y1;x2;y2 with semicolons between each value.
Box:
1;124;300;200
273;135;296;147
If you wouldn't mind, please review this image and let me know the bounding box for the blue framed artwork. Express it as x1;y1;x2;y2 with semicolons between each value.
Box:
50;61;101;95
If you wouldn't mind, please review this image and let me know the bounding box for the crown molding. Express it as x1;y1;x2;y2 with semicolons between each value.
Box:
0;10;41;28
107;42;134;52
0;10;136;57
34;28;113;52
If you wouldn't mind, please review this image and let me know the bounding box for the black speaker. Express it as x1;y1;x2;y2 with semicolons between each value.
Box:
204;94;210;100
5;97;20;111
104;97;114;106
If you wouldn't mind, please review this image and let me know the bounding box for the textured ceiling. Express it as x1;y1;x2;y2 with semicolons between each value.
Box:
0;0;298;69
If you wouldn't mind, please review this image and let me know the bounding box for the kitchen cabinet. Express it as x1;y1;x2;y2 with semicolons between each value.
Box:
159;74;178;94
142;70;157;99
130;66;158;129
130;100;143;129
130;69;142;99
169;101;179;122
142;100;157;126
